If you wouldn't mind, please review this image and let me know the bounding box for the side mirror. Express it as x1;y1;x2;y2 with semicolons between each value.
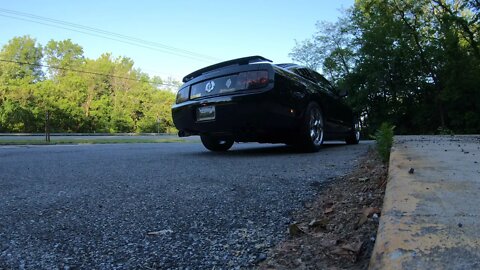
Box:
338;89;348;98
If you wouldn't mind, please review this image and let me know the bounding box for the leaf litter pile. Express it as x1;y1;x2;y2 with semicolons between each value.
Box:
259;149;388;269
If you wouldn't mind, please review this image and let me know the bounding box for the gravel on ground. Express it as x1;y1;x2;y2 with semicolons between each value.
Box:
260;149;387;269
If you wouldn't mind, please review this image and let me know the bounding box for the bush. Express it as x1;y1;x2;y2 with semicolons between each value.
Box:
373;122;395;163
436;126;454;135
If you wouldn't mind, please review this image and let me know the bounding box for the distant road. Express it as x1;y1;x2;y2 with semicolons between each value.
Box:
0;141;371;268
0;133;200;142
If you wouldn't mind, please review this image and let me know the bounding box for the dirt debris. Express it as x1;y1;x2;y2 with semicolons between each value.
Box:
259;149;388;270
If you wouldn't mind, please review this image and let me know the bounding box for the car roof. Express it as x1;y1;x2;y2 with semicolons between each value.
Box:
277;64;333;86
276;63;301;70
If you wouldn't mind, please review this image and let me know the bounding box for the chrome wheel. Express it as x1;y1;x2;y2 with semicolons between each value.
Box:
296;102;324;152
309;107;324;146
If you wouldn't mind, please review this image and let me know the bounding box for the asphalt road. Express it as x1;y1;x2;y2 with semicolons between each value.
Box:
0;141;371;269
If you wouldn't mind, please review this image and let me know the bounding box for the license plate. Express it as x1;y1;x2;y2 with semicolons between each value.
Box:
196;105;215;121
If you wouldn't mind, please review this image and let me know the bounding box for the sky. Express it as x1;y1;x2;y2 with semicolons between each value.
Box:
0;0;354;82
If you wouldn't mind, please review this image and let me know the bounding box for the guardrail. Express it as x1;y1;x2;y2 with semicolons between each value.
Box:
0;133;176;136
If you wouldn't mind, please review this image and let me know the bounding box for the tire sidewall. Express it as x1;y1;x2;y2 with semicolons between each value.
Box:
346;121;360;145
200;134;234;152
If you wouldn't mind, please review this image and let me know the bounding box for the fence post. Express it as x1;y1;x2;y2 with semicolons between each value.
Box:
45;110;50;142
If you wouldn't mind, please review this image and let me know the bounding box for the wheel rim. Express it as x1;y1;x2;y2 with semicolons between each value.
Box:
218;139;229;145
309;107;324;146
354;122;360;141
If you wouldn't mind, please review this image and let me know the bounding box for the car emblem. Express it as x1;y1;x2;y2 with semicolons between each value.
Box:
205;81;215;93
225;79;232;88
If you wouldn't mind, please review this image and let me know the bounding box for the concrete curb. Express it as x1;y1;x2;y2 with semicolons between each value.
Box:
370;135;480;269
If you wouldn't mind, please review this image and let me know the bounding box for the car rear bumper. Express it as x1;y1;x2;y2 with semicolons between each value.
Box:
172;91;299;141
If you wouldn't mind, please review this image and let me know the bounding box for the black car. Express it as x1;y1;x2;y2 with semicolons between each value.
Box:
172;56;359;152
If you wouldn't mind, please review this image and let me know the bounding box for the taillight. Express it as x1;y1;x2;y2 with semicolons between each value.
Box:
176;87;190;104
236;72;247;89
237;70;269;90
246;71;269;89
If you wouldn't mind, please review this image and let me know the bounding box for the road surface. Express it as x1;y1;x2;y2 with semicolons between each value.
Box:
0;141;371;269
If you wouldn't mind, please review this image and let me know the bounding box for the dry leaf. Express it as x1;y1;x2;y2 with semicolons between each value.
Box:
341;241;363;254
147;229;173;236
331;247;351;256
364;207;381;217
308;218;329;229
324;207;334;215
356;207;381;228
310;232;325;238
331;241;363;257
288;223;305;237
358;177;370;182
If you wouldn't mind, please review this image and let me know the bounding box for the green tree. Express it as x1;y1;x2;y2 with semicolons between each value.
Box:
0;36;43;132
0;35;43;81
290;17;355;80
44;39;85;78
291;0;480;135
39;40;88;132
0;36;183;134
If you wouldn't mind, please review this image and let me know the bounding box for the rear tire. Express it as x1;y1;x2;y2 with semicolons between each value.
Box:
345;122;360;145
297;102;324;152
200;135;234;152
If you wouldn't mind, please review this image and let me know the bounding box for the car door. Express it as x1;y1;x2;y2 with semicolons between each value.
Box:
325;84;352;133
301;68;346;133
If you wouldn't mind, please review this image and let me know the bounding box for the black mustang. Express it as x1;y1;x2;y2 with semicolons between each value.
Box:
172;56;359;152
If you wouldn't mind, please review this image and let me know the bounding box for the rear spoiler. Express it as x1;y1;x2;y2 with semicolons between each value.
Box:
182;56;272;83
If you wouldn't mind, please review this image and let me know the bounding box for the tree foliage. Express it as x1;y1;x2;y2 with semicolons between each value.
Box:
290;0;480;135
0;35;177;133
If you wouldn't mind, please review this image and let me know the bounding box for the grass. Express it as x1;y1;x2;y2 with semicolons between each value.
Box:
0;138;186;145
372;122;395;163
